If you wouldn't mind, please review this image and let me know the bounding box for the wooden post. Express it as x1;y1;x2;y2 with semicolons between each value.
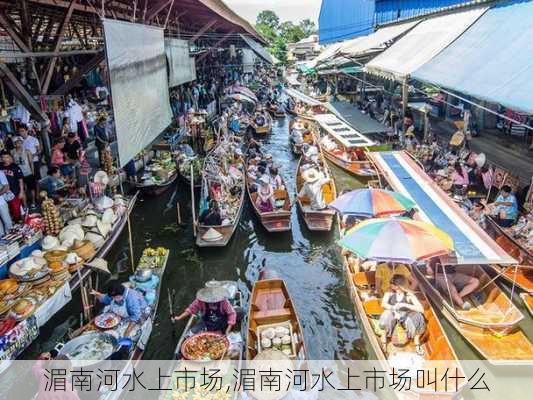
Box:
402;80;409;118
190;164;197;237
176;202;181;225
127;214;135;272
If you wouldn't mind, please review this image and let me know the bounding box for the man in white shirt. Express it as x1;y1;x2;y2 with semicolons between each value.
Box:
298;168;331;210
0;170;13;235
18;125;41;179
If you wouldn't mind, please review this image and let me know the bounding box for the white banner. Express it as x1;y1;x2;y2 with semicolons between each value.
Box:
165;38;196;87
103;19;172;167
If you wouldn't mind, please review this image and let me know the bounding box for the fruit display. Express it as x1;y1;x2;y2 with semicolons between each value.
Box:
41;192;64;236
139;247;168;269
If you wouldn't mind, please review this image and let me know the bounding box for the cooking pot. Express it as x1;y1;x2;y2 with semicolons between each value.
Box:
134;268;153;283
55;332;118;367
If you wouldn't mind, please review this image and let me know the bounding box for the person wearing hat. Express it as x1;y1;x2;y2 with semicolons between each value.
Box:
255;175;275;212
297;169;331;211
172;286;236;334
91;279;148;325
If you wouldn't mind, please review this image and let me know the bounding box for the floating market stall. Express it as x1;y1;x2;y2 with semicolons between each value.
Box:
0;171;138;363
136;151;178;196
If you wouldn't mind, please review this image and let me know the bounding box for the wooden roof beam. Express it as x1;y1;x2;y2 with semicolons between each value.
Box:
41;0;78;94
0;10;30;52
189;19;217;42
146;0;172;22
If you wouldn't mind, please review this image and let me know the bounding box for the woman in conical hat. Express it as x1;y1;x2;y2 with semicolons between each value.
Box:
172;286;236;334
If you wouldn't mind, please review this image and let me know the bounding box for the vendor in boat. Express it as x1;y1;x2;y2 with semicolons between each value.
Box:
256;175;275;212
451;161;469;196
375;262;416;297
200;200;222;226
91;280;149;329
302;143;319;163
298;168;331;210
489;185;518;227
172;286;236;335
426;260;479;311
379;274;426;356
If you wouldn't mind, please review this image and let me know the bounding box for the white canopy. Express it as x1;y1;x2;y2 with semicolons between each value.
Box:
365;7;487;80
284;88;323;106
314;113;375;149
339;20;420;58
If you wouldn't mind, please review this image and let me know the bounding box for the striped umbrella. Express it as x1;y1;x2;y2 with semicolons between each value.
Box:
338;218;454;264
328;188;417;217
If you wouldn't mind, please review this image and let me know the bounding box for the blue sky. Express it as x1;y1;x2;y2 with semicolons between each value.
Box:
225;0;322;24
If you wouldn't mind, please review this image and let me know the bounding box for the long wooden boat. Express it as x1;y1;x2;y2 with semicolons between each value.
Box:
136;171;178;196
246;278;308;360
521;293;533;316
59;248;169;400
295;149;337;232
195;141;246;247
251;111;273;134
246;165;292;233
339;224;466;399
314;113;377;178
268;104;285;119
412;265;533;364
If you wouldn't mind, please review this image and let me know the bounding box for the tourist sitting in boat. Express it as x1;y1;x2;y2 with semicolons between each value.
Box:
264;154;274;169
379;274;426;356
200;200;222;226
254;112;266;127
291;122;305;145
426;261;480;311
229;115;241;133
255;176;275;212
297;168;331;210
375;262;415;298
489;185;518;227
91;280;149;325
172;286;236;335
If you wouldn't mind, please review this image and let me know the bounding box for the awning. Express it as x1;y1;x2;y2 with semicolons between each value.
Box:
307;43;343;69
339;20;420;59
366;7;487;80
326;101;389;135
314;113;376;148
284;88;323;106
240;34;279;64
369;151;516;265
413;0;533;114
231;84;258;102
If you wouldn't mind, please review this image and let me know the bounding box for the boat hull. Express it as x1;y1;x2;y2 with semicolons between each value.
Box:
136;173;178;196
322;149;377;178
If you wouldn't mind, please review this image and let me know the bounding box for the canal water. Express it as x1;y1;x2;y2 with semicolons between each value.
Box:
27;116;367;360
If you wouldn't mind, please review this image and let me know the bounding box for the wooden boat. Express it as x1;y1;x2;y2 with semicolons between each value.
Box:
268;104;285;119
58;248;169;399
412;264;533;364
246;278;308;360
339;225;466;398
288;117;317;154
195;141;246;247
314;114;377;178
173;280;243;360
136;170;178;196
251;111;273;134
246;163;292;232
520;293;533;316
295;150;337;232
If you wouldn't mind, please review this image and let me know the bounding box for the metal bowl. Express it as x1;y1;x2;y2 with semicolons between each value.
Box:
134;268;153;282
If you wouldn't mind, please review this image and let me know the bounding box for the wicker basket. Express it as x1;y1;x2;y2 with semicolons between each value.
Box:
72;240;96;260
44;250;68;264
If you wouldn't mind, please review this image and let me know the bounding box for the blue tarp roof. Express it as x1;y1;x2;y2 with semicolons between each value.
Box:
413;0;533;113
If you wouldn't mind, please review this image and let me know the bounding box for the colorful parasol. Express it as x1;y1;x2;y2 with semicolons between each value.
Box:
328;188;417;217
338;218;454;264
226;93;256;104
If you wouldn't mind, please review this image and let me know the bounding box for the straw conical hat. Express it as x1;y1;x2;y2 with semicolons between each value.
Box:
250;349;293;400
85;258;110;274
93;171;109;185
202;228;223;242
196;286;229;303
302;168;320;183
